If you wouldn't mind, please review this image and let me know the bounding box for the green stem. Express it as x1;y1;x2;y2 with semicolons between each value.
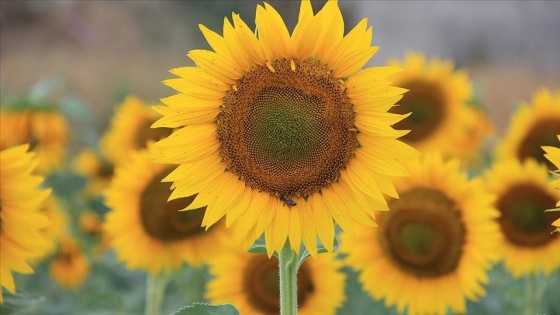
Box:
145;272;170;315
526;273;538;315
279;243;299;315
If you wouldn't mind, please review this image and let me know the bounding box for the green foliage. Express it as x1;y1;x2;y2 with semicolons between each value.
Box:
0;291;45;315
172;303;239;315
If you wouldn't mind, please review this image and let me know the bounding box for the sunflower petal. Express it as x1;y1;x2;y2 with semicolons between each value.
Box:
255;3;291;61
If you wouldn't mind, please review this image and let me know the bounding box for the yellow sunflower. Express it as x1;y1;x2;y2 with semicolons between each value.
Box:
0;109;69;172
0;144;51;303
40;197;70;256
101;96;172;166
496;89;560;169
341;152;501;315
206;242;345;315
485;159;560;277
49;237;90;289
73;148;115;197
153;0;418;256
543;135;560;231
79;210;103;235
387;52;474;155
454;105;494;164
104;148;231;274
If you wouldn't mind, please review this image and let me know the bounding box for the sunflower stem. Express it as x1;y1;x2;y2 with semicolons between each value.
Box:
279;243;299;315
526;273;538;315
145;272;169;315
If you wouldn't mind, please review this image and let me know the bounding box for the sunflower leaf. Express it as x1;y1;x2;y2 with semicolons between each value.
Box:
0;290;45;314
171;303;239;315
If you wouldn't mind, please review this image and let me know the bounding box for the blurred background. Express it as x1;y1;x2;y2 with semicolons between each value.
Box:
2;0;560;132
1;1;560;314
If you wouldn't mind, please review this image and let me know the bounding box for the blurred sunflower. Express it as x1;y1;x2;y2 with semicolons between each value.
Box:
73;148;115;197
341;153;501;315
40;197;70;256
101;96;172;166
0;109;69;173
387;52;474;155
0;144;51;303
454;106;494;164
104;149;230;274
79;210;103;235
543;135;560;231
206;243;345;315
485;159;560;277
496;89;560;169
49;238;90;289
153;0;418;256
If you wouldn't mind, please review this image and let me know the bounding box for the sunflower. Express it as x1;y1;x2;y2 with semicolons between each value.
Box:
49;237;90;289
206;242;345;315
104;148;231;274
543;135;560;231
453;105;494;164
0;109;69;172
101;96;172;166
79;210;103;235
341;152;501;315
0;144;51;303
386;52;474;155
496;89;560;169
73;148;115;197
40;197;70;256
152;0;418;256
485;159;560;277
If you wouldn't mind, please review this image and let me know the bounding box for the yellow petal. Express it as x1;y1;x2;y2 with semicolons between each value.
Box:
298;200;318;256
188;49;242;84
232;13;266;66
255;3;291;61
288;207;302;253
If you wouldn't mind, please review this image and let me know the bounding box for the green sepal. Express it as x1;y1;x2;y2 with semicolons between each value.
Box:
248;234;340;264
0;290;45;314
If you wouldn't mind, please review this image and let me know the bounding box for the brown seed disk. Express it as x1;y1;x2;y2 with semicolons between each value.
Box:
517;118;560;169
135;120;173;150
139;168;208;242
391;79;446;144
217;59;357;198
378;187;466;278
496;183;559;247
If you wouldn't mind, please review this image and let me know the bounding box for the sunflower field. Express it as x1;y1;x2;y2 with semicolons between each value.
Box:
1;1;559;315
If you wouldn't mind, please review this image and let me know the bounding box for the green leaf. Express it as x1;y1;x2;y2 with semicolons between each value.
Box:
0;291;45;314
172;303;239;315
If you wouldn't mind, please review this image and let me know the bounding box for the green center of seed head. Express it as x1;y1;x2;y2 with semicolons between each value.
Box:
408;101;431;125
511;199;548;234
258;107;315;162
248;87;325;169
400;222;436;256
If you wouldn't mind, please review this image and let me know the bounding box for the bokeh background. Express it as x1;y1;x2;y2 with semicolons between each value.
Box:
2;1;560;131
1;1;560;314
